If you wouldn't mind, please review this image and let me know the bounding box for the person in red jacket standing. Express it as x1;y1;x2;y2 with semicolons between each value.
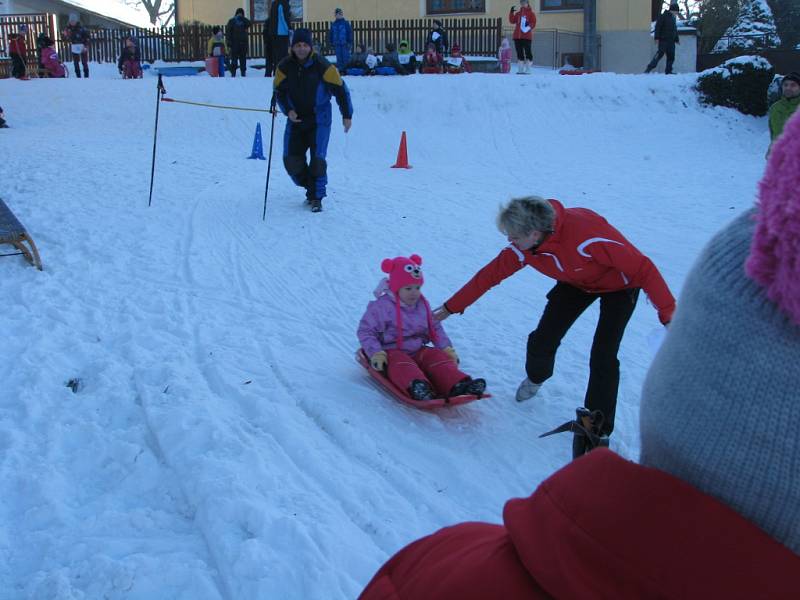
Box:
433;196;675;453
8;24;29;79
509;0;536;74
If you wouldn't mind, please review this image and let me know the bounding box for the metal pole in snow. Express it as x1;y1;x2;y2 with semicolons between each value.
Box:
262;93;278;221
148;73;166;207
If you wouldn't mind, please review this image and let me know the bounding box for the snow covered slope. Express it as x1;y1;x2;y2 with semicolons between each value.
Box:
0;65;769;599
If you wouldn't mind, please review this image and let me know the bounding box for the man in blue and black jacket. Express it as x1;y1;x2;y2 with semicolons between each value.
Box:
274;28;353;213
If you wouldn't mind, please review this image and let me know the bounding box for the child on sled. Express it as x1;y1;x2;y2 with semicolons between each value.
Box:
357;254;486;401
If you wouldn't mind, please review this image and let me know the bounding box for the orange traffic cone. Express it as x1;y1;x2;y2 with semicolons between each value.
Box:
391;131;412;169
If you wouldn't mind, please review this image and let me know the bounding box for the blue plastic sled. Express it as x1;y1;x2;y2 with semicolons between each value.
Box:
152;66;200;77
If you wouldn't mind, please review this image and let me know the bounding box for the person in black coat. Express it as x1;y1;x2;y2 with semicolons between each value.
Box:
645;2;680;74
426;19;449;56
226;8;251;76
262;16;274;76
268;0;291;71
0;106;8;129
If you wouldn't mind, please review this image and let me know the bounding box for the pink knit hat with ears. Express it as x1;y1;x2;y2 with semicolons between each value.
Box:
382;254;425;293
380;254;437;350
745;111;800;325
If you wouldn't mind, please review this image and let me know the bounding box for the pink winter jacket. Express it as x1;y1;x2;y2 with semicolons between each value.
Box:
358;279;452;358
41;47;66;78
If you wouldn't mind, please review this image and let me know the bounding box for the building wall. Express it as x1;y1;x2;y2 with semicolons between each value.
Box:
177;0;646;33
2;0;40;13
597;0;649;32
600;30;652;73
602;29;697;74
173;0;691;72
177;0;248;25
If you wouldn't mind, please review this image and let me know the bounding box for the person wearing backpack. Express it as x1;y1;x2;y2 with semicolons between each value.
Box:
226;8;251;77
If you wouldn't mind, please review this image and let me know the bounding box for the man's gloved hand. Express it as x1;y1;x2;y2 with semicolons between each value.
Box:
443;346;459;364
370;351;388;371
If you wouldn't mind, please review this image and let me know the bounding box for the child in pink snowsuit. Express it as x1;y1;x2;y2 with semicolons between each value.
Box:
498;37;512;73
40;41;66;78
358;254;486;401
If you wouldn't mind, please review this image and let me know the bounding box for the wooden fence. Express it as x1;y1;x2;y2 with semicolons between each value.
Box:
0;13;56;58
2;17;503;64
697;32;800;73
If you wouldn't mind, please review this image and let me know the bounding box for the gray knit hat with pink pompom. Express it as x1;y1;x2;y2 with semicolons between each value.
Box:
640;111;800;556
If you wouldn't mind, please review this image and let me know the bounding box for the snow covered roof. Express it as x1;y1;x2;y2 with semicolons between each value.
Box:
60;0;154;29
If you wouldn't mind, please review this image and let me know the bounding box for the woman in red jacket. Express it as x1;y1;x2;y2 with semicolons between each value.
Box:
434;196;675;452
509;0;536;74
361;128;800;597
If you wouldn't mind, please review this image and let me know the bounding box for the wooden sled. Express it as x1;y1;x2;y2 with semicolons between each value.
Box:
0;198;42;270
356;349;490;409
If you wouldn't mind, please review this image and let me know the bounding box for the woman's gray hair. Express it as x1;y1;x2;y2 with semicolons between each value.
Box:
496;196;555;237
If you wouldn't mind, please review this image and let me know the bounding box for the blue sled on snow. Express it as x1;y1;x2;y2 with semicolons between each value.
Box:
150;66;200;77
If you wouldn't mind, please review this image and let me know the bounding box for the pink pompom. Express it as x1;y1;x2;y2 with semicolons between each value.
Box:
745;110;800;325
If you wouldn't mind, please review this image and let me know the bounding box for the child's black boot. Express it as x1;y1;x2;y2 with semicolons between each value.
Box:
408;379;435;401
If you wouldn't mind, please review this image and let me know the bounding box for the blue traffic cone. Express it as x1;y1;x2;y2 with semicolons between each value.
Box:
248;123;266;160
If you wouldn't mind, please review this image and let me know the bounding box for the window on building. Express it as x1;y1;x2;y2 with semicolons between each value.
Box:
427;0;486;15
541;0;584;10
289;0;303;20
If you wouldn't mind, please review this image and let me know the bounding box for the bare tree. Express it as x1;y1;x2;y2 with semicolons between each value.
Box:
125;0;176;27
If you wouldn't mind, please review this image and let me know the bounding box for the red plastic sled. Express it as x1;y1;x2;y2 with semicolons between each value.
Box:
558;68;598;75
356;349;490;409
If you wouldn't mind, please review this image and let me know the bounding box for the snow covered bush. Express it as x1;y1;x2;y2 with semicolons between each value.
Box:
696;55;775;116
713;0;781;52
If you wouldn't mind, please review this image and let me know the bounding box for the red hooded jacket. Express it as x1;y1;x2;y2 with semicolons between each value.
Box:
509;6;537;41
40;47;65;78
445;199;676;324
9;34;27;56
359;450;799;599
